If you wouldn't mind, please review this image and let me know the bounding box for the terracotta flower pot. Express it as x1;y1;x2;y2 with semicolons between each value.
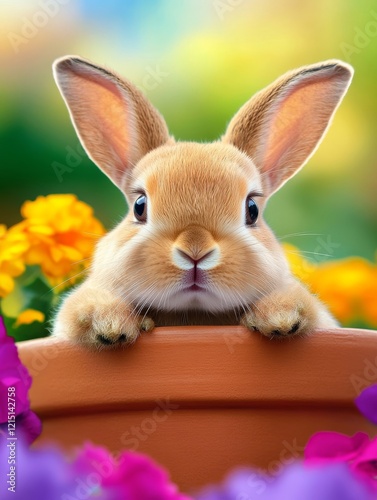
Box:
18;326;377;492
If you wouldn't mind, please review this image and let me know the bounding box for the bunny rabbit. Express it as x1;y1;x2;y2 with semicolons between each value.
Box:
52;56;353;347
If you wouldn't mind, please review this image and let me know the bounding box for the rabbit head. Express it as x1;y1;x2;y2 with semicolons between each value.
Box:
53;57;353;317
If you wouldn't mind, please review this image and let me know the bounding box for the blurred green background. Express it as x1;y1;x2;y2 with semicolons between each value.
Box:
1;0;376;262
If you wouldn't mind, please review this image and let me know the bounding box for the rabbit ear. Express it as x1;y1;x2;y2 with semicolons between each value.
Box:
223;60;353;196
53;56;170;190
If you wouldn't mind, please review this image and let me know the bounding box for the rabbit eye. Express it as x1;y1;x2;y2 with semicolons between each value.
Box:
246;197;259;226
134;195;147;222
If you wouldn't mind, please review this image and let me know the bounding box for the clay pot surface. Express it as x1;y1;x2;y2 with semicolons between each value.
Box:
18;326;377;492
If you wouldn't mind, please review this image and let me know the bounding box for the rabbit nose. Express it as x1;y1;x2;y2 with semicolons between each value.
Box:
177;249;213;265
172;225;220;270
172;247;220;270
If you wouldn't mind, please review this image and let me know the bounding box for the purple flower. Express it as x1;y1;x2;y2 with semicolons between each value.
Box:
0;440;98;500
305;431;377;491
195;463;375;500
356;384;377;426
0;316;41;444
0;440;190;499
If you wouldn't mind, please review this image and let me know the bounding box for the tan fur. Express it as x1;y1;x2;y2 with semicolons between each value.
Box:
223;61;353;194
52;56;353;348
53;56;169;190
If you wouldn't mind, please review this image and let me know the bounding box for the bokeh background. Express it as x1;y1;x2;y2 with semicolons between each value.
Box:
0;0;376;333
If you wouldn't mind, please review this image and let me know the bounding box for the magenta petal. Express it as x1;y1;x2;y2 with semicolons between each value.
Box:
0;411;42;447
0;317;32;423
305;432;371;463
0;315;42;445
113;450;190;499
17;410;43;445
352;437;377;483
0;374;31;421
72;443;189;500
356;385;377;426
73;442;118;480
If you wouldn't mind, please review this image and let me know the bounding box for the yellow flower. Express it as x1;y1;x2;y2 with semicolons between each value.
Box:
15;309;45;326
282;243;317;282
308;258;373;324
0;224;29;298
361;264;377;328
11;194;105;288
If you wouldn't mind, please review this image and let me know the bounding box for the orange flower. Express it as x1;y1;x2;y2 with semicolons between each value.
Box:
283;243;377;326
0;224;29;298
11;194;105;288
308;258;373;325
16;309;45;326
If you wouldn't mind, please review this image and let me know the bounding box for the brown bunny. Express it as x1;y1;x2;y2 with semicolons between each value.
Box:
52;56;353;347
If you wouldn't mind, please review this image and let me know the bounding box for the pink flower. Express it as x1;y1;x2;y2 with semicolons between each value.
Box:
304;432;371;464
304;383;377;492
73;442;191;500
305;433;377;491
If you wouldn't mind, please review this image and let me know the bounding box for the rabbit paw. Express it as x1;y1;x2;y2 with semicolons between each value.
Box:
241;284;319;338
54;287;154;348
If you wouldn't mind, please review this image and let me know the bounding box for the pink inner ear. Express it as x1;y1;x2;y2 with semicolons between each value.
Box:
261;78;339;189
55;57;170;191
64;69;132;186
